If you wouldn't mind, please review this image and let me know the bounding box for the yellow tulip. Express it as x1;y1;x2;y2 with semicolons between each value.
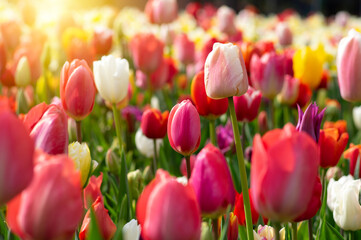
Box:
68;141;91;187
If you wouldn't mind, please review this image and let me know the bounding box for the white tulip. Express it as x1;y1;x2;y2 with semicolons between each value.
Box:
93;55;130;104
135;128;163;158
122;219;141;240
327;175;354;211
333;179;361;230
353;106;361;130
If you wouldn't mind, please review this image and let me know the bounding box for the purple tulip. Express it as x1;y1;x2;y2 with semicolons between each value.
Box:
296;103;325;142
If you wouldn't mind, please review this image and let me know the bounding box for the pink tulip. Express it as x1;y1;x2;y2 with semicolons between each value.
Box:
130;33;164;74
79;197;116;240
137;170;201;240
216;5;237;35
7;150;83;240
180;155;197;177
174;33;195;65
276;22;293;46
250;51;286;99
60;59;96;121
0;109;34;205
233;87;262;122
337;29;361;102
277;75;299;105
168;100;201;156
24;102;68;155
145;0;178;24
204;42;249;99
83;173;103;209
251;124;319;222
190;144;235;217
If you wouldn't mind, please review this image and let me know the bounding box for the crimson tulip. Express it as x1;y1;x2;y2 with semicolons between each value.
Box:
0;108;34;205
191;71;228;119
319;128;349;168
190;144;235;217
136;170;201;240
141;108;169;139
233;87;262;122
7;150;83;240
60;59;96;121
251;124;319;222
234;189;265;225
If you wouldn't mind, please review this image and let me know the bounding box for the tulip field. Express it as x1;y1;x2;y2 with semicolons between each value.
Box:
2;0;361;240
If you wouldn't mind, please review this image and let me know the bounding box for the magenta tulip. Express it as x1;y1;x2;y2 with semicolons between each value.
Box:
168;100;201;156
190;144;235;218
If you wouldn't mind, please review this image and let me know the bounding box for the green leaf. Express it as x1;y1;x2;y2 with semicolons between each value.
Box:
297;221;309;240
316;220;343;240
87;208;104;240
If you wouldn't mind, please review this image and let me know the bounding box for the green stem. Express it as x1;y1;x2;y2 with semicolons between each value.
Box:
228;97;254;240
185;155;191;180
349;231;354;240
308;219;313;240
112;104;132;219
269;99;275;129
241;122;246;152
320;168;327;212
274;222;281;240
76;120;82;143
213;218;219;240
152;139;158;175
209;119;217;146
292;222;297;240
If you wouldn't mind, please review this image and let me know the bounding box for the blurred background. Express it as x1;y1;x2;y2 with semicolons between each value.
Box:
5;0;361;16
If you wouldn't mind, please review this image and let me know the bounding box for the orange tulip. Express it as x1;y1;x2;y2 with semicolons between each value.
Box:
319;128;349;168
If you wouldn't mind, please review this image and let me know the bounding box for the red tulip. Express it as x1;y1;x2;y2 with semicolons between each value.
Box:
136;170;201;240
233;87;262;122
319;128;349;168
227;213;239;240
344;144;361;178
7;150;83;240
141;108;169;139
190;144;235;217
0;108;34;205
0;65;15;87
293;176;322;222
79;197;116;240
293;82;312;108
234;189;265;225
168;100;201;156
174;33;195;65
130;33;163;74
84;173;103;209
91;27;113;56
24;102;68;155
145;0;178;24
191;71;228;119
251;124;319;222
60;59;96;121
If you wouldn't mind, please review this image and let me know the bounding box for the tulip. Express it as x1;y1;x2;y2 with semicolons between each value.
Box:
174;33;195;65
68;141;92;187
60;59;96;121
79;197;116;240
255;225;285;240
128;170;143;199
145;0;178;24
84;173;103;209
296;103;325;142
191;71;228;119
24;102;68;155
190;144;235;217
250;51;285;99
122;106;143;133
234;189;264;225
258;111;269;135
200;222;214;240
180;155;197;177
319;128;348;168
0;20;21;50
227;212;239;240
14;56;31;88
130;33;163;74
168;100;201;156
140;108;168;139
0;109;34;205
275;22;292;46
233;87;262;122
239;41;261;74
293;46;324;90
353;106;361;130
123;219;141;240
135;128;163;158
343;145;361;178
136;170;201;240
251;124;319;222
6;150;83;240
327;175;354;211
204;42;248;99
293;82;312;108
293;176;322;221
216;5;237;35
93;55;129;104
149;57;169;90
0;37;6;76
91;27;113;56
216;121;234;153
277;75;299;105
195;38;219;72
323;120;347;135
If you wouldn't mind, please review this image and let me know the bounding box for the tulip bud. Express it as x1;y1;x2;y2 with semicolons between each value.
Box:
319;128;348;168
353;106;361;130
93;55;130;104
168;100;201;156
258;111;268;135
296;103;325;142
15;56;31;88
190;144;235;218
142;166;154;184
233;87;262;122
135;128;163;158
69;141;92;187
276;22;292;46
145;0;178;24
123;219;141;240
106;148;121;175
204;43;248;99
128;170;142;200
60;59;96;121
201;222;215;240
141;108;169;139
216;5;237;35
227;213;239;240
326;166;343;181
